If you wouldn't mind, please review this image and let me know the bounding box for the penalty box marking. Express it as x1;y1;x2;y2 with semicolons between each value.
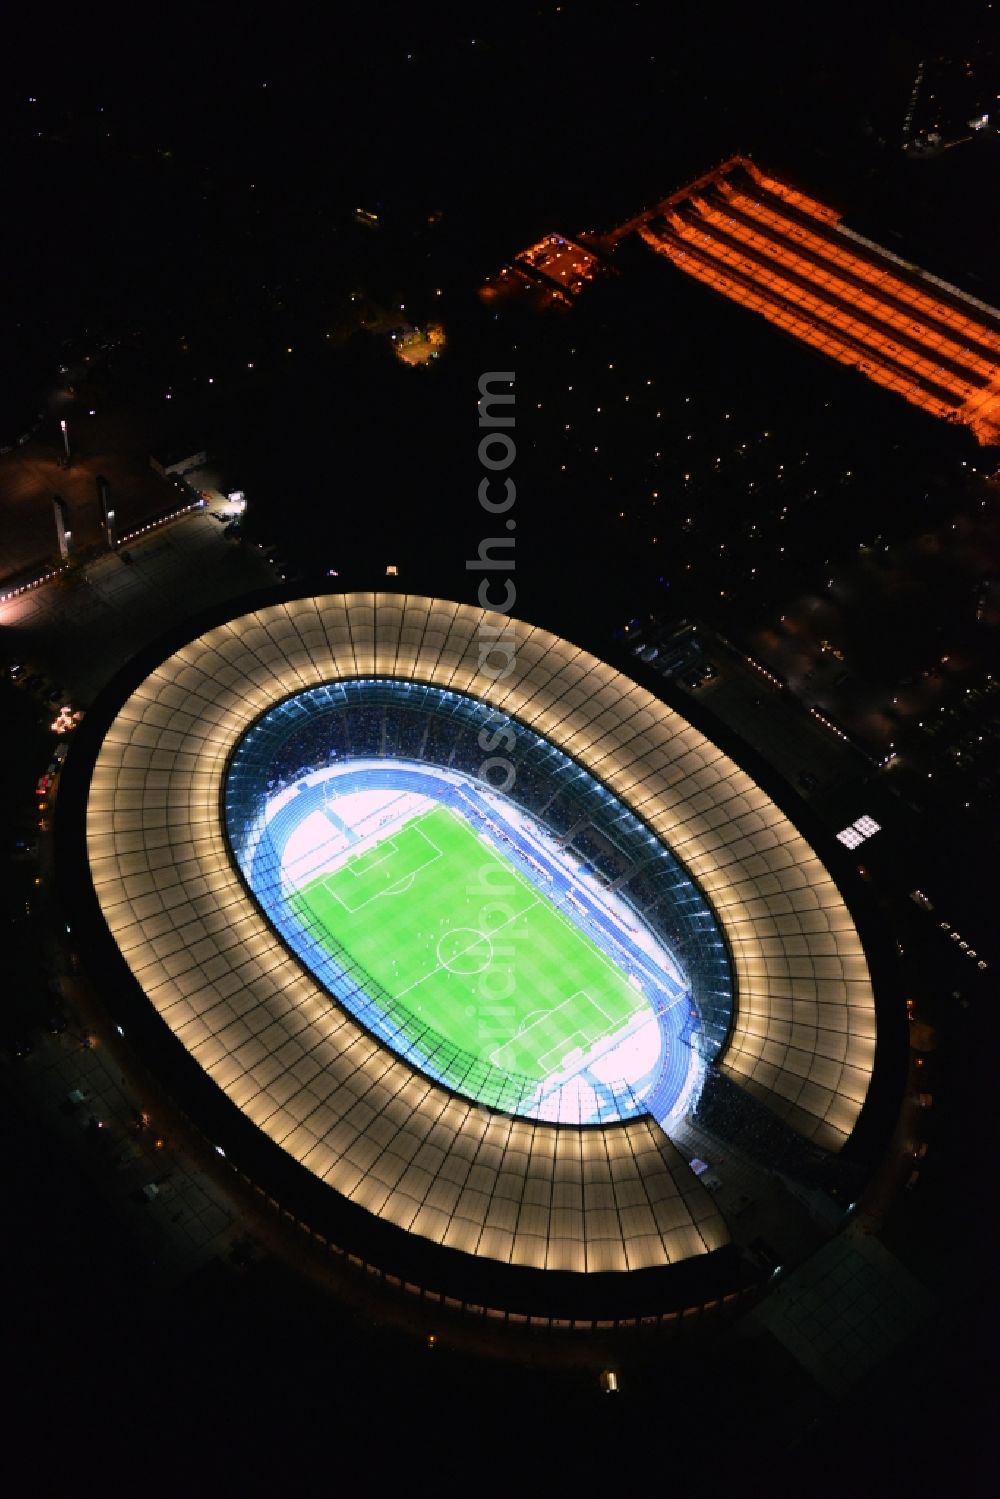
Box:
322;820;445;914
489;988;621;1073
314;809;640;1066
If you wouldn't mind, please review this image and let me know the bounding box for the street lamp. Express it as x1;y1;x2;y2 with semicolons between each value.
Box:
53;495;72;561
59;418;71;463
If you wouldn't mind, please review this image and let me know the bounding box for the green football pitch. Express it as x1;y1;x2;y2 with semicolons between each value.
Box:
288;803;648;1085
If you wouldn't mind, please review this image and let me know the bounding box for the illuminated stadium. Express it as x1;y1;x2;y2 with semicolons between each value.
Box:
59;590;892;1326
223;679;733;1129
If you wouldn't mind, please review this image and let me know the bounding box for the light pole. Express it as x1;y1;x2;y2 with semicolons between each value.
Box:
53;494;72;561
97;474;116;549
59;418;71;464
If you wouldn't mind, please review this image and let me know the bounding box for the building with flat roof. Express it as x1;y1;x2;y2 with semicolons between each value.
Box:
629;156;1000;446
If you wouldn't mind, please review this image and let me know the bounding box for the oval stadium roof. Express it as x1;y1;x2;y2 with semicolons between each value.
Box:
82;592;877;1284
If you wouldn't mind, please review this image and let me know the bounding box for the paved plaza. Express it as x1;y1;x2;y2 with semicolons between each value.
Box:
0;505;274;704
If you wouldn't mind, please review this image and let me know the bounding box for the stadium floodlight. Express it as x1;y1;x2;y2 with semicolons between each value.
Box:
838;814;880;848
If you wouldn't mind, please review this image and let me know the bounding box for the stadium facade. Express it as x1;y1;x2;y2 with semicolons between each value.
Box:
57;590;899;1326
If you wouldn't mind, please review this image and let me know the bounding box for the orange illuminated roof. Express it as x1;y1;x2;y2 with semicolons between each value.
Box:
629;158;1000;446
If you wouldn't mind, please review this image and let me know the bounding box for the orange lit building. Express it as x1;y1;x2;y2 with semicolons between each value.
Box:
481;234;605;309
513;233;603;301
631;157;1000;446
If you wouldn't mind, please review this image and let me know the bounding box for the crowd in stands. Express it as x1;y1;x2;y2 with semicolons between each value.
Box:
571;827;626;883
696;1068;838;1187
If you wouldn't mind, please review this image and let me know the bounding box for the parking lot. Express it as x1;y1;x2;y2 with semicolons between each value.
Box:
630;623;866;809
